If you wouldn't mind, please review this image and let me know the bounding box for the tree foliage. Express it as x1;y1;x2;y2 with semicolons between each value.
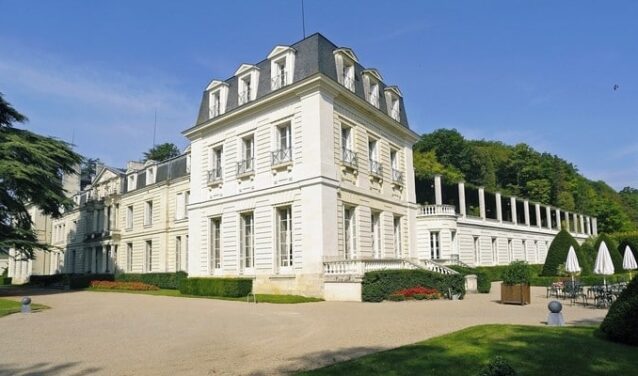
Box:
413;129;637;233
143;143;181;162
0;93;83;259
600;275;638;346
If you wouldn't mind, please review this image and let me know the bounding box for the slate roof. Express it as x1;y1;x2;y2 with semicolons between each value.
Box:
195;33;409;129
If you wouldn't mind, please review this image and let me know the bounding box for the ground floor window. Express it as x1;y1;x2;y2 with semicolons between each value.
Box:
473;236;480;263
393;216;402;258
145;240;153;272
371;212;381;259
176;236;182;272
430;231;440;260
344;206;356;259
492;238;498;264
241;212;254;269
277;207;293;268
126;243;133;272
210;218;221;272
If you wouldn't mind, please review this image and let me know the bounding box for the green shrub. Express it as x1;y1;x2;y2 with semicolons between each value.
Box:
594;234;623;272
448;266;491;293
413;294;426;300
29;274;68;286
474;264;543;282
179;277;253;298
502;261;532;285
388;294;406;301
361;269;465;302
614;232;638;263
478;356;518;376
0;277;12;285
578;240;596;276
115;271;187;289
600;275;638;346
69;274;114;289
541;230;581;276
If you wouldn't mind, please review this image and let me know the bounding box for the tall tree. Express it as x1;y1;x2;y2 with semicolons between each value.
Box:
143;142;181;162
0;93;82;259
80;157;100;190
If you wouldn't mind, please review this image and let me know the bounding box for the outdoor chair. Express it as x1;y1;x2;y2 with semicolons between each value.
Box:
562;281;585;306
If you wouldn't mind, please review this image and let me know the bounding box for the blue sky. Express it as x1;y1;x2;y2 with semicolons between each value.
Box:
1;1;636;189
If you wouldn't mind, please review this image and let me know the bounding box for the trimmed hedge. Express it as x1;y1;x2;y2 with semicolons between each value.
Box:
29;273;115;289
29;274;68;286
473;265;543;282
541;230;582;276
600;275;638;346
595;234;623;273
0;277;12;285
361;269;465;302
115;271;187;290
179;277;253;298
614;232;638;262
448;266;491;293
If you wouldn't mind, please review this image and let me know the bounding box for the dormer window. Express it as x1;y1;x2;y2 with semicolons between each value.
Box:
363;70;383;109
369;81;379;107
334;48;358;93
235;64;260;106
146;166;156;185
206;81;229;120
268;45;296;91
384;87;402;122
390;97;400;121
127;174;137;191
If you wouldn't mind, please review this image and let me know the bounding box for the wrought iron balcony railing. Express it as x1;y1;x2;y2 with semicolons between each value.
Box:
271;73;288;90
342;148;358;169
271;148;292;166
238;89;251;105
209;104;220;119
369;159;383;177
392;168;404;185
237;158;255;176
208;167;223;184
343;76;355;92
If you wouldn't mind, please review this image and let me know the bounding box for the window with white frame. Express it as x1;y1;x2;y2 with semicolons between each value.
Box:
390;149;403;184
209;146;223;183
508;238;514;262
176;192;188;221
144;201;153;226
126;243;133;272
368;80;379;108
371;211;381;259
344;206;356;259
175;236;182;272
145;240;153;272
430;231;440;260
368;138;381;176
492;237;498;264
390;96;400;121
272;122;292;165
268;46;295;90
241;212;254;269
341;125;357;168
238;135;254;175
146;167;156;185
342;62;355;92
127;174;136;191
126;205;133;230
238;75;253;105
271;58;287;90
393;216;402;258
209;91;221;118
277;206;293;268
474;236;480;263
210;217;221;272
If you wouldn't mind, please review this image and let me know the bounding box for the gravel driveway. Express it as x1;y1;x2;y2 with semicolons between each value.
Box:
0;284;606;375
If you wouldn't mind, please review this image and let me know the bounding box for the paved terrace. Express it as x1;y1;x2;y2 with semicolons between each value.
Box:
0;284;606;376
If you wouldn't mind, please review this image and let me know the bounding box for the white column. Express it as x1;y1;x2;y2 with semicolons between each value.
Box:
434;175;442;206
585;217;591;235
535;204;542;229
545;206;552;230
579;215;585;235
458;182;466;218
573;213;578;232
104;207;110;232
478;187;486;220
524;200;530;226
565;212;570;232
91;247;97;273
511;197;517;225
495;192;502;222
592;218;598;235
555;208;561;230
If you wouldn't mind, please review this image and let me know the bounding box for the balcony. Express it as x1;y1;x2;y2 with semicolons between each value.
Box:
342;148;358;170
392;168;404;185
369;159;383;178
236;158;255;177
207;167;223;185
271;73;288;90
238;89;251;106
418;204;456;216
271;148;292;167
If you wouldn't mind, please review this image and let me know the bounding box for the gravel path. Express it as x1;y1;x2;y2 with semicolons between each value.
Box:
0;284;606;375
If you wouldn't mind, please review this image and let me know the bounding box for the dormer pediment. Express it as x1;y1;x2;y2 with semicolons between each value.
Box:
92;168;119;186
206;80;229;91
234;64;260;76
362;69;384;82
333;47;358;63
384;86;403;97
267;45;296;59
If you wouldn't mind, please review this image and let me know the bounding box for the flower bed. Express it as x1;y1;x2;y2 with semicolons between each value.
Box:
90;280;160;291
388;286;442;301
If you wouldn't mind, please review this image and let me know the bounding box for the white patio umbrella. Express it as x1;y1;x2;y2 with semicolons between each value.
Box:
594;241;615;287
622;245;637;279
565;246;581;285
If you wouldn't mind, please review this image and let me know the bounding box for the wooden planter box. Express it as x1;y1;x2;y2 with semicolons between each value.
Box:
501;283;531;305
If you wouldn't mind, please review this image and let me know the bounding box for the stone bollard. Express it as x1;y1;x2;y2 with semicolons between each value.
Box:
21;297;32;313
464;274;478;293
547;300;564;326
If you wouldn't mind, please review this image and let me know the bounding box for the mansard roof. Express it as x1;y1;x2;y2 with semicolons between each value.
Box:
194;33;409;129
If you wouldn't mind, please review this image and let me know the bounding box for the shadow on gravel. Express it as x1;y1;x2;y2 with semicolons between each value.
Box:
0;362;101;376
0;286;80;298
247;346;386;376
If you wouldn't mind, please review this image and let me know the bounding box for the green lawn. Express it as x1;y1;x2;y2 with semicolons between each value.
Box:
86;288;323;304
0;298;48;318
300;324;638;376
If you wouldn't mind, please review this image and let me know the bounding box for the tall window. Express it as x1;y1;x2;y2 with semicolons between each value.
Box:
241;212;254;269
210;146;223;182
210;91;221;117
239;76;252;105
473;236;480;264
508;239;513;262
430;231;440;260
175;236;182;272
70;250;76;273
126;243;133;272
393;217;402;258
210;218;221;272
126;205;133;229
344;206;356;259
390;97;400;121
368;139;381;176
277;207;293;268
369;81;379;108
238;136;254;175
144;201;153;226
341;126;352;151
371;212;381;258
341;126;357;168
492;237;498;264
273;122;292;165
145;240;153;272
272;59;287;90
343;62;355;91
176;191;190;220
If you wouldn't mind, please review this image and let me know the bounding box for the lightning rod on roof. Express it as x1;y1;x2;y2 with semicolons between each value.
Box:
301;0;306;38
153;109;157;147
